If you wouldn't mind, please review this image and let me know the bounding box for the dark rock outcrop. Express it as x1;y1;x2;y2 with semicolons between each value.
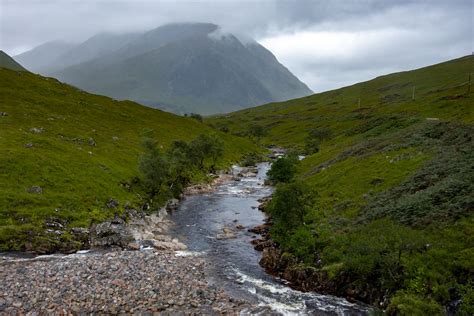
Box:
89;215;133;248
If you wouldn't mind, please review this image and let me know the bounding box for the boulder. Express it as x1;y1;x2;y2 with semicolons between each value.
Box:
106;198;119;209
166;199;180;211
26;186;43;194
248;223;271;235
127;242;140;250
148;239;187;251
89;217;133;248
251;239;274;251
29;127;44;134
259;246;283;272
71;227;90;247
88;137;96;147
216;227;236;240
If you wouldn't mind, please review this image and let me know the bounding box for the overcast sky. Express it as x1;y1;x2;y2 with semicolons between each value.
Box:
0;0;472;92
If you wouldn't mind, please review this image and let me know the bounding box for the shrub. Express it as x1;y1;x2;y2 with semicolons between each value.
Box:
248;124;267;140
322;219;427;300
387;292;444;316
189;134;224;171
268;181;315;237
241;152;262;167
188;113;203;122
304;128;333;154
139;138;170;199
139;134;225;201
267;154;299;183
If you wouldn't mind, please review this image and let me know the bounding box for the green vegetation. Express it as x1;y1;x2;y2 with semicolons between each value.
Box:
185;113;204;122
139;133;225;205
267;154;299;184
0;68;258;252
209;56;474;313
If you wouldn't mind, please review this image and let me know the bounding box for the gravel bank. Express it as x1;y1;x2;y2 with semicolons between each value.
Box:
0;250;266;314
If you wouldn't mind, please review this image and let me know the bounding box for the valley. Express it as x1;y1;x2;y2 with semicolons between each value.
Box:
209;55;474;314
0;48;472;314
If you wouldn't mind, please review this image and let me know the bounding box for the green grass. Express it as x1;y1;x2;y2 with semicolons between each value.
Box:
208;55;474;313
0;68;258;252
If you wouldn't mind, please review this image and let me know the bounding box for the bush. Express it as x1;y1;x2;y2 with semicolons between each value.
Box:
139;133;225;202
188;113;203;122
189;134;224;171
267;154;299;183
322;219;427;301
248;124;267;140
268;181;315;239
138;138;170;199
387;292;444;316
458;283;474;316
241;152;262;167
364;123;474;226
305;128;333;154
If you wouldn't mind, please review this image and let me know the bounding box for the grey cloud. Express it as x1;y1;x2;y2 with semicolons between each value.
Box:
0;0;472;91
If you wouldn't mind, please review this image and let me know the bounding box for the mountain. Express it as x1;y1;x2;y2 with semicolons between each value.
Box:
14;41;75;72
208;56;473;313
0;67;257;253
47;32;141;73
0;51;27;71
17;23;312;114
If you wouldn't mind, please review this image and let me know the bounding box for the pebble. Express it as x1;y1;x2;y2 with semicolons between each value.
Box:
0;250;262;314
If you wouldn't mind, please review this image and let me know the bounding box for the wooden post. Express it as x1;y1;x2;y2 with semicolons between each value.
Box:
358;98;361;109
412;86;415;100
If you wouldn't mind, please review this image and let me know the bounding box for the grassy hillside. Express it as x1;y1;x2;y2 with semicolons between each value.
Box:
0;51;27;71
0;68;257;252
209;56;473;314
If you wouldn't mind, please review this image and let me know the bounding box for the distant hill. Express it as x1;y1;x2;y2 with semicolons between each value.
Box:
0;67;257;253
0;51;27;71
14;41;75;73
209;56;473;313
15;23;312;115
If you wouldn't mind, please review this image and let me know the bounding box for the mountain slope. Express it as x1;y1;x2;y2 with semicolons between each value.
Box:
0;68;257;253
22;23;312;114
47;32;141;73
14;41;75;73
208;55;473;313
0;51;27;71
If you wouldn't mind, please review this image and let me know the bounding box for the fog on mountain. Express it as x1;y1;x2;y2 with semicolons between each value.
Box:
15;23;312;115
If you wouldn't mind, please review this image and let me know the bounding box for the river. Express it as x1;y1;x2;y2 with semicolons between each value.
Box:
169;162;371;315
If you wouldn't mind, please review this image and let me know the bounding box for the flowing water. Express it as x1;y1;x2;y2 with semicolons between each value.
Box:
170;163;371;315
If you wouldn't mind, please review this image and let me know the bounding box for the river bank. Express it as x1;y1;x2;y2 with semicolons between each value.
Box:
169;162;370;315
250;190;375;308
0;249;266;314
0;168;267;314
1;163;370;315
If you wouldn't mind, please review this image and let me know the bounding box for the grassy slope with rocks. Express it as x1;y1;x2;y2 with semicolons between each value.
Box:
208;55;473;314
0;68;257;252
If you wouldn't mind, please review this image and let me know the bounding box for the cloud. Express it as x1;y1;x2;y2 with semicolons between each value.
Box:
0;0;472;91
260;1;473;91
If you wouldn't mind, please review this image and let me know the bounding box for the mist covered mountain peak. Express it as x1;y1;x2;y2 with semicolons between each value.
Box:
15;23;312;114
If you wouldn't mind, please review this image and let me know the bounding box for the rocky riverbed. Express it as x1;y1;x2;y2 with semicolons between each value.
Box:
0;249;267;314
